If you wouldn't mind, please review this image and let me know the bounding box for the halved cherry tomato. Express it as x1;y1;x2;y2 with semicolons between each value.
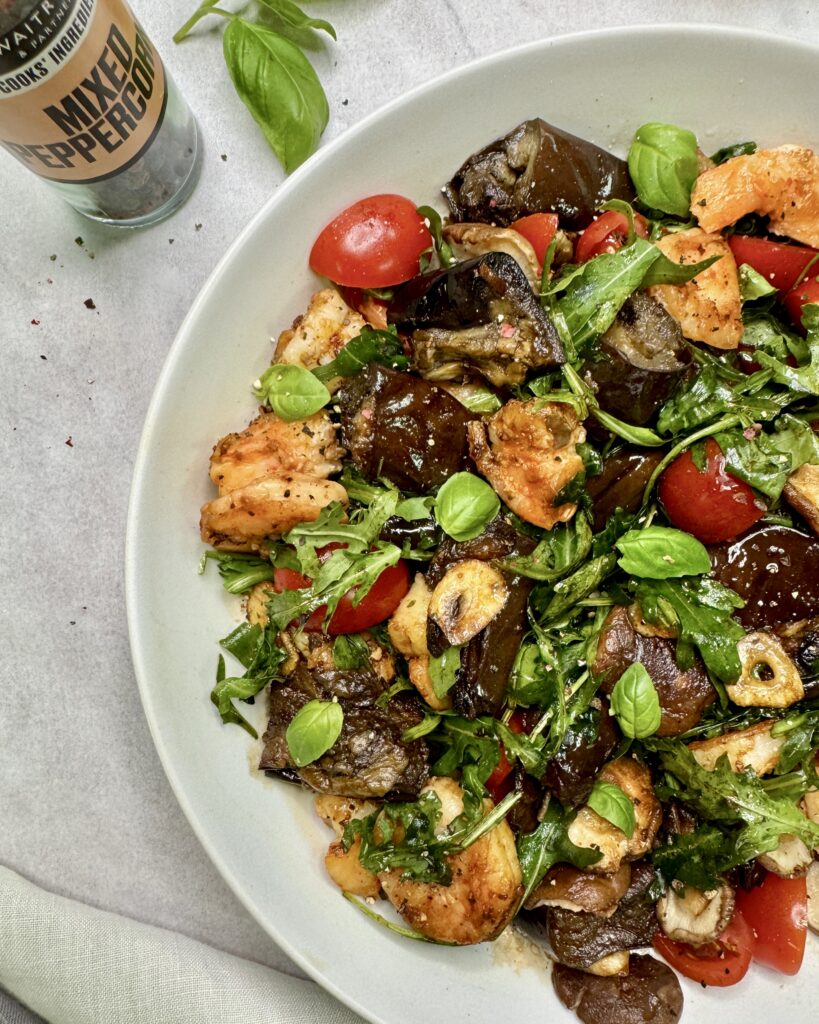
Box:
511;213;559;265
574;210;649;263
653;910;755;987
784;273;819;330
736;872;807;975
485;711;526;804
273;545;410;635
309;194;432;288
727;235;817;294
658;438;766;544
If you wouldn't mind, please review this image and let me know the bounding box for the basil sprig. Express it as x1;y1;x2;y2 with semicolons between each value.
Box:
175;0;335;173
587;780;636;838
628;122;700;218
615;526;711;579
434;472;500;541
285;699;344;766
610;663;661;739
254;363;330;420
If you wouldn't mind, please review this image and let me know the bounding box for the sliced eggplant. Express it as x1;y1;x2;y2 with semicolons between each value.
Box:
388;252;564;386
586;447;665;533
443;118;635;231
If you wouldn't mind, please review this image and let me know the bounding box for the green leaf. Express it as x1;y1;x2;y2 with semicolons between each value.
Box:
587;779;636;838
332;634;369;670
635;576;746;684
342;892;456;945
517;800;602;904
211;625;287;735
538;552;618;623
395;496;435;521
286;699;344;766
223;18;328;173
451;385;503;414
255;0;336;39
434;472;499;542
639;252;720;287
739;263;778;302
501;515;592;581
219;622;264;668
200;550;274;593
416;205;455;271
710;140;756;165
554;238;660;353
628;122;700;218
610;663;661;738
713;418;819;502
254;363;330;420
429;647;462;700
311;326;408;384
615;526;711;579
561;361;665;447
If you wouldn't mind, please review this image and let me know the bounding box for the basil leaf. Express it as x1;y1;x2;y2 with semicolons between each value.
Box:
587;779;636;838
501;515;592;582
628;122;700;218
434;472;500;542
615;526;711;579
517;800;602;904
610;663;661;739
311;327;408;384
223;18;328;173
739;263;778;302
255;0;336;39
429;647;462;700
285;699;344;766
254;363;330;420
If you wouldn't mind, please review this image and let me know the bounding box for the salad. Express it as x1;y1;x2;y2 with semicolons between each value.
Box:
200;117;819;1024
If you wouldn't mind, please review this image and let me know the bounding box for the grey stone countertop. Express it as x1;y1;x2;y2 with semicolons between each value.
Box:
2;0;818;980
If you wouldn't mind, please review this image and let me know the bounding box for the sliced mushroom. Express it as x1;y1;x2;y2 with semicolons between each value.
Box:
688;720;785;776
567;758;662;874
553;955;683;1024
807;861;819;933
656;883;735;946
585;951;630;977
428;559;509;647
758;834;813;877
388;574;432;658
784;462;819;537
727;632;804;708
525;863;632;915
443;222;542;287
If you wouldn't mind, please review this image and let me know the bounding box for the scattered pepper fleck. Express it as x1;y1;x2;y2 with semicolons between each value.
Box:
40;354;47;360
49;254;57;261
84;298;96;309
220;153;227;162
31;318;40;325
65;436;74;447
169;238;175;244
74;236;84;246
195;223;202;231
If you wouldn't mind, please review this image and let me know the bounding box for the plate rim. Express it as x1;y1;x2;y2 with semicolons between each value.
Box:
125;21;819;1024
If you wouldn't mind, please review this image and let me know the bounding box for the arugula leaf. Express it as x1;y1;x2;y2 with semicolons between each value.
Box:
417;205;456;271
739;263;778;303
714;417;819;502
587;779;636;838
311;327;409;384
537;552;618;623
431;716;501;797
501;515;592;581
200;550;274;593
711;140;756;164
635;577;745;683
284;494;398;576
561;362;664;447
639;251;720;287
517;800;603;904
211;625;287;736
332;633;369;670
615;526;711;579
773;710;819;774
651;824;731;890
649;739;819;856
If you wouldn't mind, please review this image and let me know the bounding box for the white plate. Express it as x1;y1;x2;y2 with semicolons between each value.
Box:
126;25;819;1024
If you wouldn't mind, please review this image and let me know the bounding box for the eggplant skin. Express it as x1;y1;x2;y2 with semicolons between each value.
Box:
444;118;634;231
259;664;429;799
543;701;619;807
337;364;477;493
553;955;683;1024
709;524;819;629
586;447;665;533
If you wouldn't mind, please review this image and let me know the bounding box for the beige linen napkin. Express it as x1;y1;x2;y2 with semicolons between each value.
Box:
0;866;366;1024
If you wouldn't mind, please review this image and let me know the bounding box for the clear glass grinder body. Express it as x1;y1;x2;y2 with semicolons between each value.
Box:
0;0;202;226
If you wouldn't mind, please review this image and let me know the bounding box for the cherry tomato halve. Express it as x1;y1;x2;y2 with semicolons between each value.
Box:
727;235;817;294
574;210;649;264
273;545;409;635
736;872;807;975
784;273;819;331
658;438;766;544
511;213;559;265
653;911;755;987
309;194;432;289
